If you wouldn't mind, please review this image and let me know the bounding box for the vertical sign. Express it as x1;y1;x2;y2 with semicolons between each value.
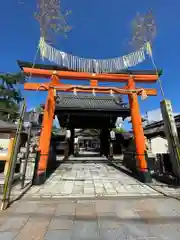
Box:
160;99;180;178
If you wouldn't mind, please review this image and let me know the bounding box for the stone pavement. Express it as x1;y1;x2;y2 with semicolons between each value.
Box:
111;158;180;198
1;197;180;239
148;179;180;197
20;163;160;199
5;159;180;203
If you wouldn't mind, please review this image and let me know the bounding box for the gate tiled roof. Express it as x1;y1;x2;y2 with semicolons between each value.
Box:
56;94;129;112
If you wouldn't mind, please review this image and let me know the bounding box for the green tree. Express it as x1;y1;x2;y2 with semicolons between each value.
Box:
35;105;43;113
113;128;126;133
0;72;25;122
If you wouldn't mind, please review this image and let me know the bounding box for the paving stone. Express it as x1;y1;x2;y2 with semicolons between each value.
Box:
45;230;73;240
84;184;94;189
95;187;105;195
21;162;161;199
55;203;76;217
0;231;18;240
2;192;180;239
31;195;41;199
137;208;160;221
84;187;95;194
26;187;40;194
41;195;52;199
98;220;122;229
49;218;74;230
72;186;83;194
152;223;180;239
155;199;180;217
126;222;156;238
73;221;99;239
96;201;116;215
94;184;104;189
14;218;50;240
52;194;63;198
75;203;97;220
34;205;56;218
0;217;28;231
115;185;129;193
61;181;74;195
116;208;139;219
105;188;117;195
99;226;128;240
14;202;37;214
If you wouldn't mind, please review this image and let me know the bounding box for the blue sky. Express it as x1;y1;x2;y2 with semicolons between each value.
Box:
1;0;180;119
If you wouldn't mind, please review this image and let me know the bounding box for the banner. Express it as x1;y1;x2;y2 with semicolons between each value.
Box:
39;37;152;73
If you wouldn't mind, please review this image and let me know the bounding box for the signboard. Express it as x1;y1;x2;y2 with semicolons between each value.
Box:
160;100;180;178
0;134;10;157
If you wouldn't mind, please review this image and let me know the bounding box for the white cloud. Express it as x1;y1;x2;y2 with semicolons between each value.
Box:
147;108;162;122
27;107;35;112
125;116;131;122
146;108;180;123
123;108;180;130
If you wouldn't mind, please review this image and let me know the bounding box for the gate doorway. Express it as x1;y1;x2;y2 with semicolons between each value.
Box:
54;93;129;159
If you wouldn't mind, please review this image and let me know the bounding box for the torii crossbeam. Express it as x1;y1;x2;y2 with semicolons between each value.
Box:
18;60;161;184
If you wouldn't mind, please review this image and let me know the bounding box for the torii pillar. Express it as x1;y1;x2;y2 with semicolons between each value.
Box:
34;78;56;185
128;77;151;183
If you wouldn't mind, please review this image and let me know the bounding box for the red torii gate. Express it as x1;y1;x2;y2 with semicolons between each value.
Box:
21;63;159;183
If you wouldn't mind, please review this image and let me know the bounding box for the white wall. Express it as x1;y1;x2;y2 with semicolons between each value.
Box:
0;134;10;157
149;136;168;154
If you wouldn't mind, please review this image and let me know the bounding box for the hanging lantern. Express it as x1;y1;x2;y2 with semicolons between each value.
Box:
66;129;71;139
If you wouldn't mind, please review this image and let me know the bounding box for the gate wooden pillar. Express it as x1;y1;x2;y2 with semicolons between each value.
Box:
128;77;151;183
35;82;56;184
